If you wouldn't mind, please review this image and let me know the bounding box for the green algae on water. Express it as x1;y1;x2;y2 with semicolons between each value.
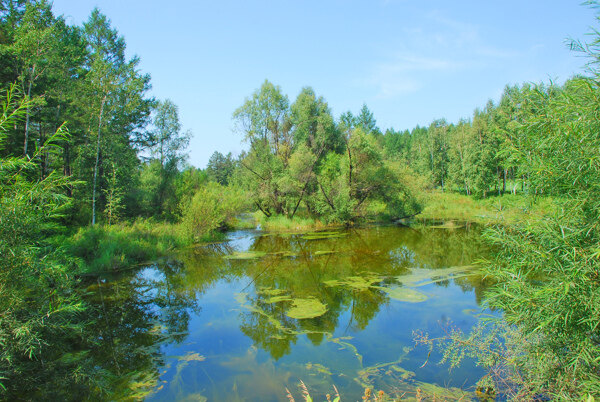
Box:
323;273;381;290
301;231;347;240
224;250;267;260
285;298;328;319
373;285;428;303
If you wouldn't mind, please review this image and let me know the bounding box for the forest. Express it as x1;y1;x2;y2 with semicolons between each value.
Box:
0;0;599;400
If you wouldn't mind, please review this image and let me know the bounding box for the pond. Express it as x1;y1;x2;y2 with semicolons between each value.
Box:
87;224;493;401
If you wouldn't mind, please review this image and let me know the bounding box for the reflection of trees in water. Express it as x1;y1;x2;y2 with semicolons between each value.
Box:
79;259;201;400
71;225;491;397
231;226;490;360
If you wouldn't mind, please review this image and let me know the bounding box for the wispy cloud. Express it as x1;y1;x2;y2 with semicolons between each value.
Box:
365;11;518;99
367;54;463;98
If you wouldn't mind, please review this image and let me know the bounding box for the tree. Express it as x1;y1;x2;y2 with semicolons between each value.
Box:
146;99;190;217
12;0;58;156
424;119;450;190
356;103;378;134
233;80;292;216
206;150;235;185
290;87;342;155
82;8;154;225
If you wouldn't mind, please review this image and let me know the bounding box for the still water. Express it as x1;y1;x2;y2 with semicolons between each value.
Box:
89;224;492;401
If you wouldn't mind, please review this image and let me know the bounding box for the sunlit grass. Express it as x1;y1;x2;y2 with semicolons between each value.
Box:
418;190;557;225
62;219;224;274
254;211;334;232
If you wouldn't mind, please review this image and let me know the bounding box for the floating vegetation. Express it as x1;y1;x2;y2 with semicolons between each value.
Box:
263;295;293;304
177;352;206;362
373;285;428;303
256;287;294;304
313;250;337;256
305;362;332;376
286;298;328;319
323;273;381;290
257;287;288;296
301;231;347;240
235;292;330;337
413;381;473;400
326;335;363;367
356;346;412;387
269;250;300;258
322;266;476;304
169;352;207;397
224;250;267;260
398;265;476;288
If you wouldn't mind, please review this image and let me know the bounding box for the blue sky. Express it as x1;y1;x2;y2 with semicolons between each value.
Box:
51;0;596;168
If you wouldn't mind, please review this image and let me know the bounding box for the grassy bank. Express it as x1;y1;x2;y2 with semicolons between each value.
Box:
417;190;557;225
63;220;225;274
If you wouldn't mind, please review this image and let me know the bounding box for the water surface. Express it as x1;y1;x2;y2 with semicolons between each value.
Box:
89;224;492;400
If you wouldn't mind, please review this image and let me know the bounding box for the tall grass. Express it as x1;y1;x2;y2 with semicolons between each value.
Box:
418;190;556;225
255;212;337;232
63;220;219;274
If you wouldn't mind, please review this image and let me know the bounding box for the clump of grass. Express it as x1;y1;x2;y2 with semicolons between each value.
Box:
255;212;334;232
63;219;209;274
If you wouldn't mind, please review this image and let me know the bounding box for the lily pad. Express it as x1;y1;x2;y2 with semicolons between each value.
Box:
373;285;428;303
286;298;328;319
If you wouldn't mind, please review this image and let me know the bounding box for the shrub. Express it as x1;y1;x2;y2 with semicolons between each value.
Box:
181;183;248;241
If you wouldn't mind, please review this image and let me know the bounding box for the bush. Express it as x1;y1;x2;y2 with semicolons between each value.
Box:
181;183;248;241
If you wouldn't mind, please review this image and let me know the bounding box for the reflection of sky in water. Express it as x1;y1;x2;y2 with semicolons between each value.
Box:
125;226;492;401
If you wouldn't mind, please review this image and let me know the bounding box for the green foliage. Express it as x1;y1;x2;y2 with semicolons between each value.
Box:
206;150;235;185
65;220;190;273
181;182;249;241
481;73;600;398
234;83;424;224
0;86;91;397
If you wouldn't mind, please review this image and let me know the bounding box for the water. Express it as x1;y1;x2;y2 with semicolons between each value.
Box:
88;224;493;401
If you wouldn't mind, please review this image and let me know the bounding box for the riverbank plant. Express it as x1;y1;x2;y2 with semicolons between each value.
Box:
418;190;557;225
416;29;600;399
181;182;250;241
0;88;95;397
64;220;193;274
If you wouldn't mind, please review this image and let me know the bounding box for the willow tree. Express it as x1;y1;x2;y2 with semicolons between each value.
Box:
233;80;292;216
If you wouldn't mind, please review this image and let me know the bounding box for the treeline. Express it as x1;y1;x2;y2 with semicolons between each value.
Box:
0;0;201;226
230;81;423;223
380;81;578;198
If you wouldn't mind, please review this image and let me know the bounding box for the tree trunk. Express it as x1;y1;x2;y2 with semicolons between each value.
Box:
23;76;34;156
92;95;107;226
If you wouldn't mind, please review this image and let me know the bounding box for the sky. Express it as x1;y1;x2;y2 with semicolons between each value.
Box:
50;0;597;168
